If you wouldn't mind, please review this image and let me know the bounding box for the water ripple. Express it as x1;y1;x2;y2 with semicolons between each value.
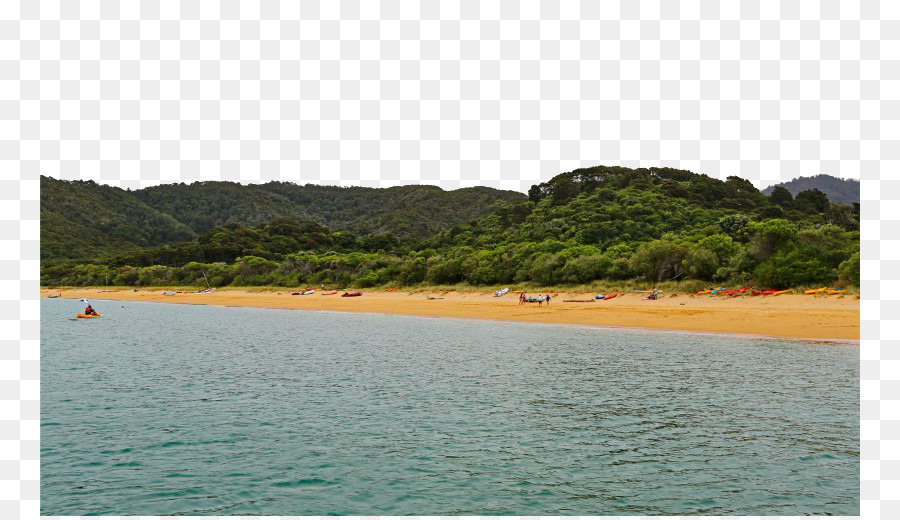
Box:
41;299;858;516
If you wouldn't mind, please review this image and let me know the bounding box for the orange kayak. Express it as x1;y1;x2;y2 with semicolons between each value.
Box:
804;287;827;295
772;289;791;296
827;290;846;295
75;314;102;319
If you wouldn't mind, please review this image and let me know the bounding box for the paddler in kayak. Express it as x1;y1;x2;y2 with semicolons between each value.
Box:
84;304;98;316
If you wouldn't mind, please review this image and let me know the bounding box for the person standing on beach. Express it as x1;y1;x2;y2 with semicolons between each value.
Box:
538;295;543;306
546;295;551;306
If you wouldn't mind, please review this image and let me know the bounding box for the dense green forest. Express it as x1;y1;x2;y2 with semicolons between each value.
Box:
41;176;526;261
41;166;861;289
762;174;859;206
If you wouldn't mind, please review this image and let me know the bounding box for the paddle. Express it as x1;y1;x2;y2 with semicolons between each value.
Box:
80;298;98;316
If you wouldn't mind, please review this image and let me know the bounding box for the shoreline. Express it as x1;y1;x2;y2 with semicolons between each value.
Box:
43;288;860;342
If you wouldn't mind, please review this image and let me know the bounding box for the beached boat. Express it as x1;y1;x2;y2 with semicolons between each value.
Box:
595;294;606;299
826;289;846;295
804;287;827;295
494;288;509;297
772;289;791;296
697;289;712;295
603;293;617;300
342;291;362;297
321;291;337;295
75;314;102;319
301;289;315;295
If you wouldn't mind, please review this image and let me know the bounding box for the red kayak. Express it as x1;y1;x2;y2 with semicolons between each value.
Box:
341;291;362;297
603;292;617;300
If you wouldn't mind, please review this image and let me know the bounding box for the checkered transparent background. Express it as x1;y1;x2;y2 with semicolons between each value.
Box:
3;0;894;518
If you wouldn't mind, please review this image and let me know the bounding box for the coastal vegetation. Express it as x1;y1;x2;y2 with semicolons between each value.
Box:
41;166;860;289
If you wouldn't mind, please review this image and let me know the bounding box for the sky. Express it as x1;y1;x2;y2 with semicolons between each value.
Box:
21;1;875;193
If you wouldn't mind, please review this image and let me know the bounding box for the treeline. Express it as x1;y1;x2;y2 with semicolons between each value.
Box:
41;176;526;261
41;166;861;289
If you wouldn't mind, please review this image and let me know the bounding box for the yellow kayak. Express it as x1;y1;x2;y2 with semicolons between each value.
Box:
75;314;102;319
827;290;846;295
697;290;711;295
804;287;827;295
772;289;791;296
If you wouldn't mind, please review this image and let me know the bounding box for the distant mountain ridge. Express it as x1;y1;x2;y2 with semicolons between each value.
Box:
762;175;859;206
40;176;527;261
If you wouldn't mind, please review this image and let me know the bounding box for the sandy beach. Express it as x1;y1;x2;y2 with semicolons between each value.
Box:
43;288;860;341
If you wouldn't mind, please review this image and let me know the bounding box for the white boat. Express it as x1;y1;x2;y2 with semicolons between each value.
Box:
493;288;509;297
301;289;315;295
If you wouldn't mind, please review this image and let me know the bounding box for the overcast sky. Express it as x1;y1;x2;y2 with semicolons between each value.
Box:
23;2;873;192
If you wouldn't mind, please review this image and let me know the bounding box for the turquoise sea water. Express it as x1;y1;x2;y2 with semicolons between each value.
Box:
41;299;858;516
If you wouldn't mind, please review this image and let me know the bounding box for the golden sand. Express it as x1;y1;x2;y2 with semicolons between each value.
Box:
44;288;860;341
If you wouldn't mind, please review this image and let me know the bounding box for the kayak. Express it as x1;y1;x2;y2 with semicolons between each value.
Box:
301;290;315;295
321;291;337;295
827;289;846;295
595;294;606;299
603;292;617;300
342;292;362;297
697;290;712;295
804;287;827;295
772;289;791;296
751;291;762;296
494;288;510;297
75;314;102;319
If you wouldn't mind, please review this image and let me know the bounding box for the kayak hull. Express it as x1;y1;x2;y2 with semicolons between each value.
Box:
75;314;102;319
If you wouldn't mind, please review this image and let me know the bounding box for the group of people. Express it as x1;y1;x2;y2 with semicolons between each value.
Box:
518;293;551;306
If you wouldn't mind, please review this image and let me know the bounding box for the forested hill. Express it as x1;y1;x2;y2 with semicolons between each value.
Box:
762;174;859;206
136;181;526;238
40;176;526;261
42;165;861;289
